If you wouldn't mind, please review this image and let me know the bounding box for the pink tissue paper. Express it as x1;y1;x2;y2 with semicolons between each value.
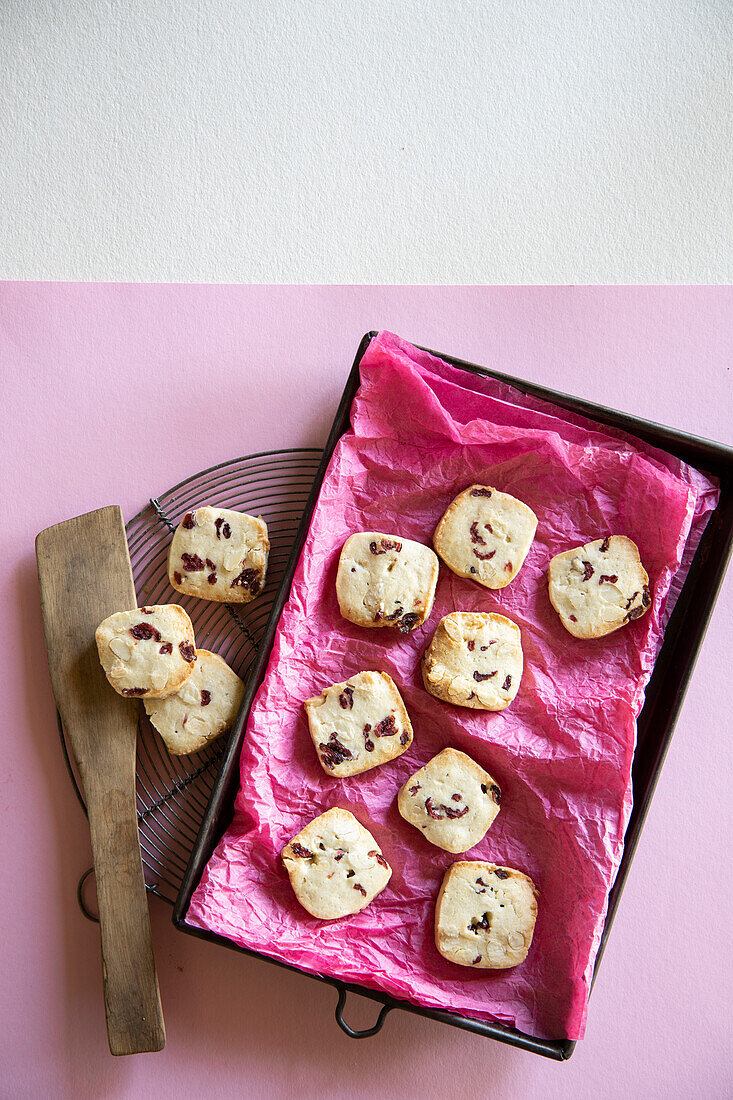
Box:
186;332;718;1040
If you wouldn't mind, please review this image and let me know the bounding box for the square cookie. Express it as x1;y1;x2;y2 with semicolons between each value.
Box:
433;485;538;589
336;532;439;634
548;535;651;639
95;604;196;699
397;748;501;853
304;671;413;778
282;808;392;920
435;861;538;969
421;612;523;710
144;649;245;755
168;505;269;604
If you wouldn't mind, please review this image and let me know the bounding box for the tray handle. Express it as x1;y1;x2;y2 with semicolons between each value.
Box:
334;986;392;1039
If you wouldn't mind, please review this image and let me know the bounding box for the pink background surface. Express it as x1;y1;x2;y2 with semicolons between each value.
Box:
2;284;731;1098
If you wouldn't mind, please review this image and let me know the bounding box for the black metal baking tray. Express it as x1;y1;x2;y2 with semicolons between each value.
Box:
173;332;733;1060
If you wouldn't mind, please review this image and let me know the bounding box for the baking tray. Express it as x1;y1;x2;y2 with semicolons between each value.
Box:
173;332;733;1060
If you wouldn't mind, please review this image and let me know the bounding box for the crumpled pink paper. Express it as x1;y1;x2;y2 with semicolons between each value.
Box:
187;332;718;1040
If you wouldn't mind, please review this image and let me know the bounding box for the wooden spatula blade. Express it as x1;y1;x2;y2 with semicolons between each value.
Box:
36;505;165;1055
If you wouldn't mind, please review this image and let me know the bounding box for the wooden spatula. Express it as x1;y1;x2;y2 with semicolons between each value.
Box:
36;505;166;1055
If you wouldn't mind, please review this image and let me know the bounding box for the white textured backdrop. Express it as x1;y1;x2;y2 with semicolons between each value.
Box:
1;1;730;282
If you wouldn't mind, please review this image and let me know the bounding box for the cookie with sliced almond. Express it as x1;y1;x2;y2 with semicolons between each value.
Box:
304;671;413;778
144;649;245;754
421;612;523;710
548;535;651;639
95;604;196;699
435;861;538;969
168;505;269;604
282;808;391;920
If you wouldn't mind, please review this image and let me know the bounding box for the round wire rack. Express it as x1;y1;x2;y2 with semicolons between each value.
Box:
60;448;323;910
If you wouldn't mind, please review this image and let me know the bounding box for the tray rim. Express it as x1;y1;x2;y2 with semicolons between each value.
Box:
172;331;733;1061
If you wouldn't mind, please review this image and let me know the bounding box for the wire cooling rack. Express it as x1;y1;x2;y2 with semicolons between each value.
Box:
60;448;323;911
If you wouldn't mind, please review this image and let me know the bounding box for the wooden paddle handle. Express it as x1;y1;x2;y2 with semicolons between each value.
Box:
85;766;166;1055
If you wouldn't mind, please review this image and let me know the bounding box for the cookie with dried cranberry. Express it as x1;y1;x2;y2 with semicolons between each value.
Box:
435;861;538;969
304;671;413;778
282;808;392;920
397;748;501;853
168;505;269;604
548;535;651;639
433;485;538;589
95;604;196;699
421;612;523;710
143;649;245;755
336;532;439;634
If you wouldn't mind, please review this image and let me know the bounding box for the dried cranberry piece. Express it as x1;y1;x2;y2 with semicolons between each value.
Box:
373;715;397;737
582;560;594;581
385;606;404;621
122;687;148;696
502;675;512;691
369;538;401;555
469;913;491;932
207;572;217;584
181;512;196;529
451;793;462;801
469;522;486;546
626;604;646;622
200;690;211;706
353;883;367;896
397;612;420;633
363;723;374;752
475;877;491;889
159;642;173;655
339;686;354;709
569;614;577;622
129;623;162;642
469;566;477;574
599;574;618;585
425;798;444;820
625;591;639;609
473;547;496;561
346;870;355;878
493;868;510;880
173;571;182;586
179;642;196;663
443;804;469;819
642;585;651;606
473;670;497;682
467;640;475;651
141;607;154;615
470;488;492;498
399;730;409;746
503;561;513;572
319;732;353;769
334;849;345;861
489;784;501;804
368;850;389;870
231;568;260;595
599;536;611;553
205;558;216;571
473;955;482;965
409;783;421;795
181;552;205;571
290;842;313;858
214;517;231;540
484;522;493;534
480;643;496;650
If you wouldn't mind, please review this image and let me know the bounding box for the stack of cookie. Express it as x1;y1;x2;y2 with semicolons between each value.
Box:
95;504;270;755
282;483;651;973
